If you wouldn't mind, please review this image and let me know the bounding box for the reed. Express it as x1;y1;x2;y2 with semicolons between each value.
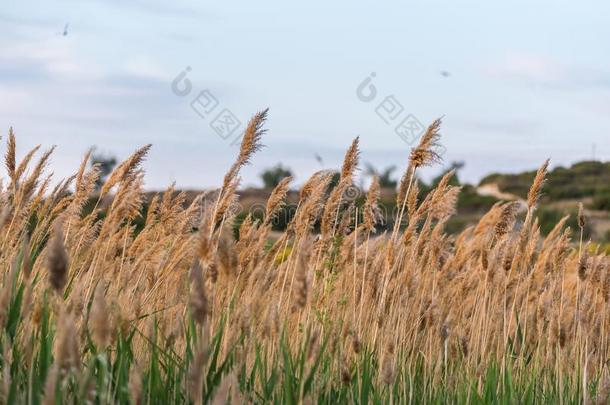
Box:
0;113;606;404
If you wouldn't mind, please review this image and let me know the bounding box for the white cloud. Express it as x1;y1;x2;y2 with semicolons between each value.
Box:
0;36;105;82
484;52;565;85
124;56;173;82
483;52;610;91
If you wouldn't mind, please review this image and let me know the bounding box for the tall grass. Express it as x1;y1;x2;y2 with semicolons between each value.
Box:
0;114;608;404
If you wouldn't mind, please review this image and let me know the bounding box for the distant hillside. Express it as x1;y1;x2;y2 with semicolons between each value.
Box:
480;161;610;211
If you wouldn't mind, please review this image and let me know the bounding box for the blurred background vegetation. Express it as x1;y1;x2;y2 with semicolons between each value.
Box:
84;151;610;252
480;161;610;207
251;159;609;251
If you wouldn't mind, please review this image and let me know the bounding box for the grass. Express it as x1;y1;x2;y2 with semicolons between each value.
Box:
0;114;608;404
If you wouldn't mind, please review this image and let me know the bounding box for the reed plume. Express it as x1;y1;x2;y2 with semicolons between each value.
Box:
5;127;16;183
0;117;608;404
321;137;359;237
264;176;292;226
363;175;381;232
293;239;311;310
394;118;444;235
47;220;69;294
100;144;152;196
527;159;549;209
409;118;443;169
189;259;209;326
222;109;268;189
90;283;110;348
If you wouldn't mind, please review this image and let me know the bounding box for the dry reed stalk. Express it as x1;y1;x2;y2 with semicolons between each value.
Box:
363;175;381;233
210;109;268;237
0;119;607;401
222;109;268;188
188;338;208;405
14;145;41;187
320;137;360;239
299;170;326;201
216;226;237;278
47;220;69;295
393;118;443;240
90;282;111;348
129;367;143;405
264;176;292;226
494;202;518;241
100;144;152;197
55;309;80;373
5;128;16;184
293;239;311;311
189;259;210;326
527;159;549;210
42;366;58;405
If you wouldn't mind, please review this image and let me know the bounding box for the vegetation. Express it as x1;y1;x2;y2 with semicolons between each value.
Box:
480;160;610;203
0;114;608;404
536;206;592;239
91;152;118;191
364;163;398;189
592;192;610;211
260;164;293;189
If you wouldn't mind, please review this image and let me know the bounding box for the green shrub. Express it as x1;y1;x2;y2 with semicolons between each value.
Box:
537;207;591;238
591;192;610;211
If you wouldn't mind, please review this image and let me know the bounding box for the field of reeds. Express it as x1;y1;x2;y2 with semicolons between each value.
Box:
0;109;609;404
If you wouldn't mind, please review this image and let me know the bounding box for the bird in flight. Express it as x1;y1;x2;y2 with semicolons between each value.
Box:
440;71;451;78
314;153;324;166
62;23;69;36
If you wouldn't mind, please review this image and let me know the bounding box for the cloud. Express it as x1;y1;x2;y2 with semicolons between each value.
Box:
94;0;214;19
0;13;57;29
456;118;541;137
484;52;610;91
485;53;562;84
0;35;172;131
124;56;174;82
0;37;104;83
0;28;245;167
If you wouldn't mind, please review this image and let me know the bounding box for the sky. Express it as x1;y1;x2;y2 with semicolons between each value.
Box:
1;0;609;190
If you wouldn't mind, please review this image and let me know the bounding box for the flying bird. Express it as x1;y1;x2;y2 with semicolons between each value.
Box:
314;153;324;166
62;23;69;36
440;71;451;78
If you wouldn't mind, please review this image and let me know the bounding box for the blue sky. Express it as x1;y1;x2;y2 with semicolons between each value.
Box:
1;0;609;189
